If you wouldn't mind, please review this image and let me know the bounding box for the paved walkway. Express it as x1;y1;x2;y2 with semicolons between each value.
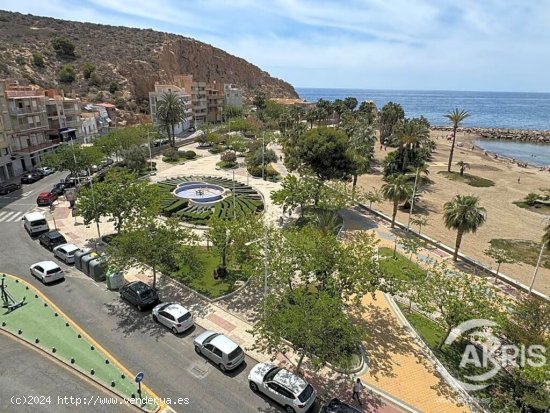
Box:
38;145;476;413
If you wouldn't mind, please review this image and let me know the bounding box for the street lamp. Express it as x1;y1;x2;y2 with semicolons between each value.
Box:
529;216;549;294
261;131;265;181
245;222;269;318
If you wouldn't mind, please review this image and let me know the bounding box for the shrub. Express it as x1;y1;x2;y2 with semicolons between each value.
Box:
15;56;25;65
109;81;120;94
89;72;101;87
221;151;237;163
183;150;196;160
32;52;45;68
51;37;76;59
208;145;224;154
83;62;95;79
57;65;76;83
162;147;179;162
525;193;539;206
247;163;280;178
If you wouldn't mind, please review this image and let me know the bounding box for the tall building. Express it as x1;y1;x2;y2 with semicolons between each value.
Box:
0;80;59;181
224;83;243;108
45;89;83;143
206;81;224;123
149;83;193;135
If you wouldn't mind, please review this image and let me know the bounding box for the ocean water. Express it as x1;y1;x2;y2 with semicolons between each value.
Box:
296;87;550;161
296;88;550;130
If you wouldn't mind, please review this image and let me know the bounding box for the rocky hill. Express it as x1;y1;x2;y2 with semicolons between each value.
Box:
0;10;298;111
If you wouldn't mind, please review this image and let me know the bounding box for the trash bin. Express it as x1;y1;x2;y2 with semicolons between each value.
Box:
88;258;107;281
74;250;92;272
81;253;98;276
106;271;124;291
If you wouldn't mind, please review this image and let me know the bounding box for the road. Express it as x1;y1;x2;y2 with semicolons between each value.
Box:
0;332;137;413
0;174;287;413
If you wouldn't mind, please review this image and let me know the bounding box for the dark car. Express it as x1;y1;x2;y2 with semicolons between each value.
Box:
321;399;361;413
30;169;45;178
51;182;67;196
0;182;22;195
36;191;58;206
20;172;42;184
188;126;196;132
38;230;67;251
120;281;159;311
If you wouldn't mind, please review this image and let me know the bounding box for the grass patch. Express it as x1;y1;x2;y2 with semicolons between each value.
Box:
378;247;427;281
437;171;495;187
513;200;550;214
490;238;550;269
216;160;238;170
169;246;238;298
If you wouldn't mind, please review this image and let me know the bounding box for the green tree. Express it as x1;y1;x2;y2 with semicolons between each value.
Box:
443;195;487;261
483;246;517;278
305;109;317;129
108;218;197;290
42;144;103;177
82;62;96;79
121;145;147;172
224;104;244;119
379;102;405;146
296;127;355;181
252;92;267;110
418;263;500;350
51;37;76;59
410;215;429;235
444;108;470;172
271;175;318;217
94;124;153;161
109;81;120;94
357;100;378;125
251;289;364;373
348;120;376;195
57;65;76;83
396;117;430;172
381;174;413;228
156;92;186;147
89;72;101;87
344;96;358;111
32;52;45;68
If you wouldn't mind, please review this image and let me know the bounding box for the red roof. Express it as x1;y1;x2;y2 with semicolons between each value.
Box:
95;102;116;108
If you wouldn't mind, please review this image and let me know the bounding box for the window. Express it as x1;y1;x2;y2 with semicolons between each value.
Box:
228;347;243;360
298;384;314;403
46;268;61;275
212;347;223;358
177;312;192;323
35;266;43;273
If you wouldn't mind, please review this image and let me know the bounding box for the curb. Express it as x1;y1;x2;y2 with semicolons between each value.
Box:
0;273;164;412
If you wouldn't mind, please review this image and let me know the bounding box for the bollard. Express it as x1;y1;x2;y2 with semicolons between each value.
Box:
35;338;40;344
90;369;95;375
52;347;56;353
71;358;75;364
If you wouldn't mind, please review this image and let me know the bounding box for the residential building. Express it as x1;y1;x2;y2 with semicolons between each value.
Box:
149;83;193;135
45;89;83;143
224;83;243;108
80;113;99;144
94;103;117;130
206;81;224;123
83;104;110;135
174;75;208;126
0;80;59;181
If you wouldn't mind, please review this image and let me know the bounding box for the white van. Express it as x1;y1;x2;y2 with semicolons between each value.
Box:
22;212;49;236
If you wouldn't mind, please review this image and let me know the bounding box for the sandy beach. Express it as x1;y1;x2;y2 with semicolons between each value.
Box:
358;131;550;295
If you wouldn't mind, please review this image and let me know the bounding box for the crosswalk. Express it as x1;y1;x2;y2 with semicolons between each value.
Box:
0;210;25;223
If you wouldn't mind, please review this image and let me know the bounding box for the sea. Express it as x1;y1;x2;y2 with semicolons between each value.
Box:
296;88;550;165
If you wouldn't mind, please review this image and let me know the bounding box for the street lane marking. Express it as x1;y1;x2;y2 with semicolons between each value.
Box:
0;211;24;222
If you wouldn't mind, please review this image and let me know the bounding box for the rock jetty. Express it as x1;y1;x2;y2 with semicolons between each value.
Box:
431;127;550;143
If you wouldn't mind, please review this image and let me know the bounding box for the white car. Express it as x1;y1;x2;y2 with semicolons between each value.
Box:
53;243;80;264
193;331;245;372
152;302;194;334
30;261;65;284
248;363;317;413
37;166;55;175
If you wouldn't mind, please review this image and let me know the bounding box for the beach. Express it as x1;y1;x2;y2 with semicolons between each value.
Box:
358;130;550;295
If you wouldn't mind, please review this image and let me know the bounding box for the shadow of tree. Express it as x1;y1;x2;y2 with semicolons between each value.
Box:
155;276;211;320
340;208;380;232
216;282;264;324
103;299;169;340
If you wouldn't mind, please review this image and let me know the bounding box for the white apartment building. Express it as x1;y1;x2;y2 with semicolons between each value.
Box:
224;84;243;108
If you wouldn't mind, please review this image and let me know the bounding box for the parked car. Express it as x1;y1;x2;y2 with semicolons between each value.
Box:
38;230;67;251
30;261;64;284
320;398;361;413
36;191;58;206
119;281;159;311
36;166;55;175
53;243;80;264
248;363;317;413
0;182;22;195
63;175;79;187
51;182;67;196
30;169;45;178
193;331;245;372
20;172;42;184
100;158;114;168
78;170;90;177
152;302;194;334
22;212;49;236
188;126;196;132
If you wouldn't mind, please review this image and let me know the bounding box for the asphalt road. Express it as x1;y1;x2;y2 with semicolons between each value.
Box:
0;332;137;413
0;175;289;413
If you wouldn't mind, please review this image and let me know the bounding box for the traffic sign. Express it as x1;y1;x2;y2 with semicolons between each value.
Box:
135;372;144;383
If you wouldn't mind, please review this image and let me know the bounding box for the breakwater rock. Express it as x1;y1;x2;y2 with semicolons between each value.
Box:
431;127;550;143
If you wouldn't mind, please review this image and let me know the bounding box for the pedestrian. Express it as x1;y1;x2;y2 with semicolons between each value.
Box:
517;177;521;184
279;155;283;162
352;378;364;405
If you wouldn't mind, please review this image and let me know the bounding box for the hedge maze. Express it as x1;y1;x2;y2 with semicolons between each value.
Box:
157;176;264;225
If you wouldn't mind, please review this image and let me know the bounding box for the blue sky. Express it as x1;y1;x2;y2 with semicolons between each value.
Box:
2;0;550;92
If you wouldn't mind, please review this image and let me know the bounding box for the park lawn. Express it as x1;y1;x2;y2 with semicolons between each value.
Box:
437;171;495;187
490;238;550;269
378;247;427;281
513;200;550;214
0;275;156;410
171;247;235;298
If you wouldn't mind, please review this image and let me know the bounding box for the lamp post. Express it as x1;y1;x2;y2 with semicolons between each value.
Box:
261;131;265;181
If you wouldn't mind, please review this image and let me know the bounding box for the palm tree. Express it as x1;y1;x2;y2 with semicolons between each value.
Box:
381;174;413;228
443;195;486;261
410;215;429;235
349;122;376;196
457;160;470;176
396;118;430;172
156;92;186;147
444;109;470;172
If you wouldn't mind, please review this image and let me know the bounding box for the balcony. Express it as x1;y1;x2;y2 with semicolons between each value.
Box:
9;105;46;116
13;138;61;154
66;120;81;129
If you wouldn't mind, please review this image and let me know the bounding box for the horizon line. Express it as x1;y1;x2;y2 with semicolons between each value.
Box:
295;87;550;95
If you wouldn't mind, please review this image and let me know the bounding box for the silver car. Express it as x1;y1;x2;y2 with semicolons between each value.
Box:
152;302;194;334
193;331;245;372
53;243;80;264
248;363;317;413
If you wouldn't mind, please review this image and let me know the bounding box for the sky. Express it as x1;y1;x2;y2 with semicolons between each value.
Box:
1;0;550;92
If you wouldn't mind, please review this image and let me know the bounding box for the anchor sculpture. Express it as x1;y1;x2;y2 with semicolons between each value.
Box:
1;277;26;313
